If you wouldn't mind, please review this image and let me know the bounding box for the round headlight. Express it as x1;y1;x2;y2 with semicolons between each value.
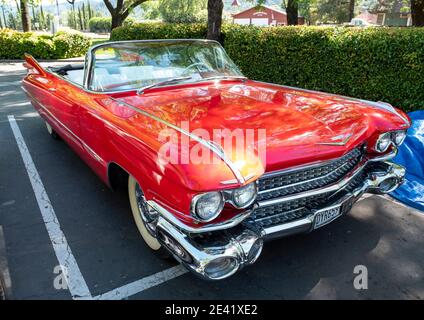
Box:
393;130;406;146
192;192;224;222
375;132;392;153
232;182;257;208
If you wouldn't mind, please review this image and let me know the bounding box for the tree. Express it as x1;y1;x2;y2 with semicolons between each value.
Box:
103;0;148;30
20;0;31;31
207;0;223;41
348;0;355;21
158;0;207;23
315;0;351;23
66;0;77;29
285;0;299;25
87;0;93;20
206;0;265;42
411;0;424;26
0;0;6;28
82;2;87;29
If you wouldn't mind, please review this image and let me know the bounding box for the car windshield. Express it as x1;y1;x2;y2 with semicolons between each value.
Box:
88;40;244;92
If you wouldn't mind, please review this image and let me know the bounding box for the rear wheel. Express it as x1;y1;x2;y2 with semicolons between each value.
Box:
128;175;169;258
45;122;60;140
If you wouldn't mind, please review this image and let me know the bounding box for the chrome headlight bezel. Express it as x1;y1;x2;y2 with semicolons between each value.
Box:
374;130;407;153
191;191;225;222
393;130;407;146
375;132;392;153
191;182;258;222
227;182;258;209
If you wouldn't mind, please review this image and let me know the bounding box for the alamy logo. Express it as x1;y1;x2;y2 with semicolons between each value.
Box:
353;265;368;290
158;121;267;165
53;265;69;290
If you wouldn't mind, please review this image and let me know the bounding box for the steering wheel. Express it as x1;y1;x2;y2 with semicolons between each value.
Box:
181;62;211;76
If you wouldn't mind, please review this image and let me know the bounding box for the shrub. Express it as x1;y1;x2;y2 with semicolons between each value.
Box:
89;17;112;33
0;29;91;59
89;17;137;33
111;24;424;112
52;31;91;59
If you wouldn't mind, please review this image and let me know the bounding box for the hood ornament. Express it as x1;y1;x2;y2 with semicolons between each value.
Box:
317;133;353;146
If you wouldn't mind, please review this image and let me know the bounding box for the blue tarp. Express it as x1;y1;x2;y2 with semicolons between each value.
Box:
390;110;424;212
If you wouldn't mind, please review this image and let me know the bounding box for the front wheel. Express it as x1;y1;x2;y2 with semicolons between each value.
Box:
128;175;169;257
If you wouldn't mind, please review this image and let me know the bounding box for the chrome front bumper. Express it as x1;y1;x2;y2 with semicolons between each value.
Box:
149;161;405;280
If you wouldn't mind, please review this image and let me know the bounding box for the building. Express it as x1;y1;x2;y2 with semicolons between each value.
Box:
354;1;412;27
232;5;305;26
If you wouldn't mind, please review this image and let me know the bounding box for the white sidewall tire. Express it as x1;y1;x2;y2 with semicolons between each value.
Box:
128;175;162;251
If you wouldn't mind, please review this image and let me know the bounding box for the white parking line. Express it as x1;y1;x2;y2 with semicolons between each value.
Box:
93;265;188;300
0;80;21;88
8;115;92;300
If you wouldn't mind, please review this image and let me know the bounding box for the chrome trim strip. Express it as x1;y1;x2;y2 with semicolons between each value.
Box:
148;200;255;233
220;179;239;185
316;133;353;146
111;98;245;184
262;215;313;238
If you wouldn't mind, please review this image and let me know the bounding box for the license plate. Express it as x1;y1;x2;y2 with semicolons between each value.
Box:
314;206;342;229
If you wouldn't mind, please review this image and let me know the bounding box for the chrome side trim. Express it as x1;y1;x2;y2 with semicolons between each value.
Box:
147;200;255;233
111;98;245;184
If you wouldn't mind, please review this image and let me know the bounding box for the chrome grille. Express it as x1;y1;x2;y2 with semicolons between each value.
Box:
252;146;366;228
257;147;363;201
251;193;329;228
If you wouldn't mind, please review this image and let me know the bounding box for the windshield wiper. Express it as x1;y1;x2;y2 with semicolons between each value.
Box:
137;76;192;95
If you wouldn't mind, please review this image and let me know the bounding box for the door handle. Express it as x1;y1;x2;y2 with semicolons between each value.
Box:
48;88;56;92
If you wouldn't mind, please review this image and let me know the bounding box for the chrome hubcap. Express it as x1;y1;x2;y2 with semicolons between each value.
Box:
135;183;158;237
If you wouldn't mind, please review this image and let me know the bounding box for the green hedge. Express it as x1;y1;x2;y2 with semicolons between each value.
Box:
89;17;136;33
110;22;207;41
0;29;91;59
89;17;112;33
111;23;424;112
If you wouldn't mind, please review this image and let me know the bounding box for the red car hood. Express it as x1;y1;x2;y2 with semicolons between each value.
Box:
112;80;409;185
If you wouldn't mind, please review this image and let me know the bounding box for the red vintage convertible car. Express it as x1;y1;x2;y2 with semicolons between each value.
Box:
22;40;410;280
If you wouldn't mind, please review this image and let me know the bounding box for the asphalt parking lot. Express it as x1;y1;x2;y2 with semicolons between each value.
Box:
0;62;424;300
